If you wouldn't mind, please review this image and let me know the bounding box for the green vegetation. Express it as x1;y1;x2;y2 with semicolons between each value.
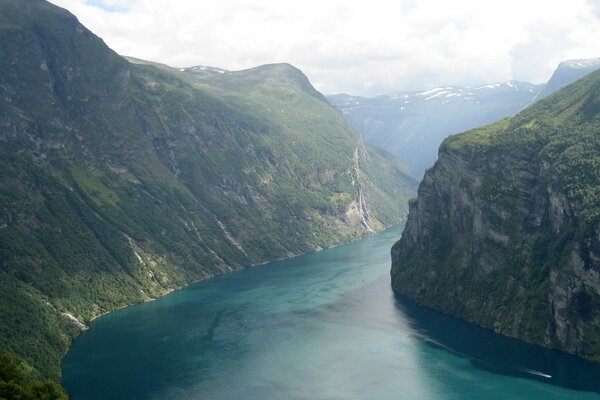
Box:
443;118;510;151
0;347;67;399
442;68;600;222
0;0;415;384
393;68;600;359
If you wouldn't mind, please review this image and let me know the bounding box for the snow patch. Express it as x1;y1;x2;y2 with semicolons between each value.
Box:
417;87;445;96
479;83;501;89
424;91;449;100
562;58;600;69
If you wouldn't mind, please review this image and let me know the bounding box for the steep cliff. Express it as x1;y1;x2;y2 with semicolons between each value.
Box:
392;68;600;360
0;0;416;379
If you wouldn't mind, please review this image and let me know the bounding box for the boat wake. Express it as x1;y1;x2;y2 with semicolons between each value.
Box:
519;368;552;379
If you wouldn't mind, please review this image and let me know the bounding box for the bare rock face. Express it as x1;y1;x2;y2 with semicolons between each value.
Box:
392;69;600;360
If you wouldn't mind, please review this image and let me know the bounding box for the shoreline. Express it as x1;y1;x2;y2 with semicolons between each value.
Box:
60;221;406;369
85;222;403;322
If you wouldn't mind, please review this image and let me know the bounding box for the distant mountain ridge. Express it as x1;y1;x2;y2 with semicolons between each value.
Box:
533;57;600;101
329;57;600;178
125;56;230;77
0;0;416;381
328;81;541;177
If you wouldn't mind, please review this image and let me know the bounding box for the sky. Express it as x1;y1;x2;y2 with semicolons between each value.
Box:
49;0;600;96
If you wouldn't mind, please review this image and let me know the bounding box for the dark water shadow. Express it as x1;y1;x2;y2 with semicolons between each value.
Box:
394;294;600;394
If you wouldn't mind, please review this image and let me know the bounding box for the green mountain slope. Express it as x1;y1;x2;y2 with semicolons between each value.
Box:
0;0;416;380
391;68;600;359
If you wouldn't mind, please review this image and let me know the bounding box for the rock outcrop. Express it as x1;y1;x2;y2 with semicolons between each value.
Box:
392;68;600;360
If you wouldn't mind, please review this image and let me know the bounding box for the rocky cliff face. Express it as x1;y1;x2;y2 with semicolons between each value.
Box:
392;69;600;360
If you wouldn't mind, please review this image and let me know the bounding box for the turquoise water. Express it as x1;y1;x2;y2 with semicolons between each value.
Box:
62;225;600;399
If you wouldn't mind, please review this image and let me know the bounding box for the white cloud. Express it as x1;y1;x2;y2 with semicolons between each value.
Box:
590;0;600;19
50;0;600;95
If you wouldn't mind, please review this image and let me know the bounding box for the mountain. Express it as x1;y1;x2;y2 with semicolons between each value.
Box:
533;57;600;101
125;56;229;78
0;0;416;381
391;68;600;360
328;82;541;177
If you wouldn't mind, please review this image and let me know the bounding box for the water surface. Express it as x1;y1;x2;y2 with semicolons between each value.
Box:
63;225;600;399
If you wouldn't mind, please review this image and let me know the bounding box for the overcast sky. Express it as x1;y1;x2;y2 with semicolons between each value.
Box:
49;0;600;96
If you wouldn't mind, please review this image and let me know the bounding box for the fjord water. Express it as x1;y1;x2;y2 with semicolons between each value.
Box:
62;225;600;400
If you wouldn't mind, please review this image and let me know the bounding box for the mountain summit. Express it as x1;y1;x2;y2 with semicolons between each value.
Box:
328;81;540;177
534;57;600;101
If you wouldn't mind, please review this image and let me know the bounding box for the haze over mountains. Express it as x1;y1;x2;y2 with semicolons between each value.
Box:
329;57;600;177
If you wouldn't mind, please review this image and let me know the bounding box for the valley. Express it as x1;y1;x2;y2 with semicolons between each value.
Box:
0;0;599;399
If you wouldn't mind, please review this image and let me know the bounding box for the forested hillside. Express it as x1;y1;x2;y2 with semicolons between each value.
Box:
0;0;416;381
